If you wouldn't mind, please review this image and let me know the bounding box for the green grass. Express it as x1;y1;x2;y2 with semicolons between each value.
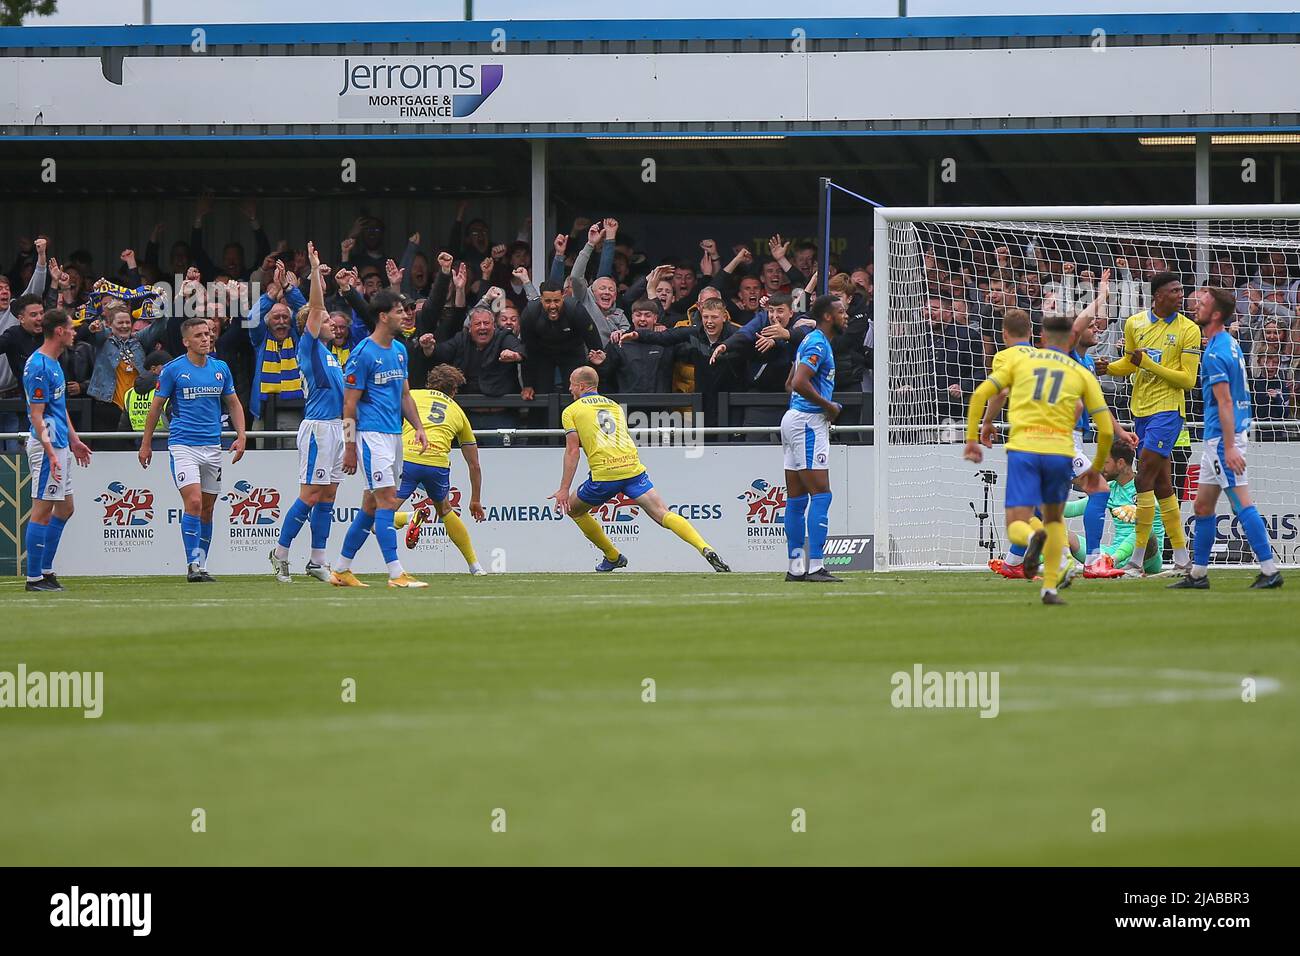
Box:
1;570;1297;866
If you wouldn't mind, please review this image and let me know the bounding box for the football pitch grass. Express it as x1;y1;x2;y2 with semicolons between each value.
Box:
2;570;1296;866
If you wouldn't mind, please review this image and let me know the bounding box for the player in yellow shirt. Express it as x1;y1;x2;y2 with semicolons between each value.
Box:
965;314;1115;605
390;364;486;574
977;308;1038;578
1094;271;1200;576
551;365;730;572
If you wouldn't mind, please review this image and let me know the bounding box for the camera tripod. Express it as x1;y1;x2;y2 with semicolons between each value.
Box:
969;469;1000;562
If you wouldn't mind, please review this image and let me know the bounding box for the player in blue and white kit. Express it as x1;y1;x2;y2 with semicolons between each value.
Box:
139;316;247;582
270;242;345;584
1171;287;1282;590
780;294;848;583
22;309;92;592
330;289;430;589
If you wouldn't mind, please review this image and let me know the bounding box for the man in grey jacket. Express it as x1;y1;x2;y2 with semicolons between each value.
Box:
570;220;630;347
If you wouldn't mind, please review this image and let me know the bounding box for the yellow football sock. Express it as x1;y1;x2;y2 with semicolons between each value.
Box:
1028;516;1044;533
572;512;620;561
1157;494;1186;549
440;509;478;567
1008;520;1032;547
1043;521;1067;592
393;511;412;529
662;511;710;554
1133;490;1157;556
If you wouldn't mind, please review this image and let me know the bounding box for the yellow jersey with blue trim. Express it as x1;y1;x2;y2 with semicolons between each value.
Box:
561;393;644;481
1001;347;1108;457
403;389;475;468
1121;309;1202;418
987;342;1035;392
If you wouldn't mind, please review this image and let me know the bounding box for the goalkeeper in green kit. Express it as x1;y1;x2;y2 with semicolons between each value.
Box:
1066;441;1165;575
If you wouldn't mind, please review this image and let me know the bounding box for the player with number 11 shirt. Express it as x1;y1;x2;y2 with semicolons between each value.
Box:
965;313;1115;605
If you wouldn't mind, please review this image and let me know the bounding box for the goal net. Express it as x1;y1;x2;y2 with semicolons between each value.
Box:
872;204;1300;570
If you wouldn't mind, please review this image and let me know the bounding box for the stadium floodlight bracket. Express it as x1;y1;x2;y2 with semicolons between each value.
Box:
870;202;1300;572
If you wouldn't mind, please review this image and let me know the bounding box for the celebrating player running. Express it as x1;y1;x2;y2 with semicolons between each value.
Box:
551;366;730;572
392;364;488;575
965;313;1115;606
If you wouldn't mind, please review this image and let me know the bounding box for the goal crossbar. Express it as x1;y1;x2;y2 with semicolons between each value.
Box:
876;204;1300;223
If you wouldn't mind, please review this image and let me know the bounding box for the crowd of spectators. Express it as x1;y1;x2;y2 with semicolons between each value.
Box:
1;199;874;446
4;201;1299;450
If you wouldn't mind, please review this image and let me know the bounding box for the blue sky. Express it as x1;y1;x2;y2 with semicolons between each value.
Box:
22;0;1300;25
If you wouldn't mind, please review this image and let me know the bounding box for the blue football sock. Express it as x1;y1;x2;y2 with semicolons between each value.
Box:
25;520;47;580
1237;505;1276;566
1084;490;1109;559
199;521;213;567
374;508;399;565
784;494;809;560
1193;514;1214;571
808;492;832;567
341;510;375;560
181;513;202;566
41;515;66;573
278;497;312;549
309;501;334;551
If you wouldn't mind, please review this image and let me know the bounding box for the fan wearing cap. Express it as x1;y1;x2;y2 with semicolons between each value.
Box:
1094;271;1201;577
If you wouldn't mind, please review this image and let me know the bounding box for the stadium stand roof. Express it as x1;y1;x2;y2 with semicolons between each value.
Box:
1;13;1297;46
2;14;1299;139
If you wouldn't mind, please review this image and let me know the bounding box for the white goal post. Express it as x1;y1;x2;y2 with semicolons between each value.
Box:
872;204;1300;571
